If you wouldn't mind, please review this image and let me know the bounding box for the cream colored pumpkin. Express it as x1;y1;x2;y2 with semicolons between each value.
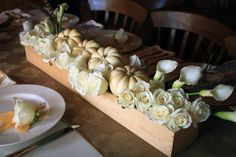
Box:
71;40;100;60
109;65;149;96
54;29;82;51
88;46;124;70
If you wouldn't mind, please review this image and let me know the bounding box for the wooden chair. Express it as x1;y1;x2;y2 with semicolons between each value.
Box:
87;0;149;33
225;36;236;60
151;11;236;64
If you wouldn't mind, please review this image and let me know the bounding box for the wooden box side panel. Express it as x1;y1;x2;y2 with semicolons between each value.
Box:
25;46;198;156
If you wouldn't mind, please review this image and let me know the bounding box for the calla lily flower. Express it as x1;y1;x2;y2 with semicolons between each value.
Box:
172;65;202;88
129;55;142;67
199;84;234;101
154;60;178;81
215;111;236;122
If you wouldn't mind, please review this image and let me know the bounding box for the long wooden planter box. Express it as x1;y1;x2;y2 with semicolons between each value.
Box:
25;45;198;157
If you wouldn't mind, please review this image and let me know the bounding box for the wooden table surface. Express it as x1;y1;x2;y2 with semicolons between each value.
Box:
1;21;236;157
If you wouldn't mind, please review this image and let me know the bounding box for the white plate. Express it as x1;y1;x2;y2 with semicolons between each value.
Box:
0;84;66;146
0;14;8;25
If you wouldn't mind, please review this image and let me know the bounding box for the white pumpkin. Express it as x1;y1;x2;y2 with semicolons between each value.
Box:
54;29;82;51
88;46;124;70
71;40;100;60
109;65;149;96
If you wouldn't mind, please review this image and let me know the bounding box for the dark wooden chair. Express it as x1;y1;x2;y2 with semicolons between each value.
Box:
87;0;149;34
151;11;236;64
225;36;236;60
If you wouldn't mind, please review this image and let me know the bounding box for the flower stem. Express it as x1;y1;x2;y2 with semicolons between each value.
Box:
187;92;199;96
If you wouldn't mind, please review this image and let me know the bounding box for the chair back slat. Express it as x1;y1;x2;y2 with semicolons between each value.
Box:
206;41;215;59
122;15;129;29
104;11;109;23
191;36;203;60
113;12;119;25
168;28;176;50
179;31;189;58
129;19;136;32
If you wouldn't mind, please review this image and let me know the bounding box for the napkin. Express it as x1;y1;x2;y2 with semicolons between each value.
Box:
2;8;31;19
1;8;31;26
0;121;102;157
0;70;16;88
75;19;104;31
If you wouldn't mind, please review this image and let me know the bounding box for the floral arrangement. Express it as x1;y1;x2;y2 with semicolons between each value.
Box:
20;3;235;133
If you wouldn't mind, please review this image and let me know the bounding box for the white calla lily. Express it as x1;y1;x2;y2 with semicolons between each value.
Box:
12;98;36;126
154;60;178;81
215;111;236;122
199;84;234;101
211;84;234;101
129;55;142;67
172;65;202;88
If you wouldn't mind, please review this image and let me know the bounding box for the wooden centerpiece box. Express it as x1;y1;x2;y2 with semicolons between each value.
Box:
25;45;198;157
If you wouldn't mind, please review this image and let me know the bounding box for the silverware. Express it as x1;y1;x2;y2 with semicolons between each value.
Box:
6;125;80;157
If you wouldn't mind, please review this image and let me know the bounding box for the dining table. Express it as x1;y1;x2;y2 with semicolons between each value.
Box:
0;9;236;157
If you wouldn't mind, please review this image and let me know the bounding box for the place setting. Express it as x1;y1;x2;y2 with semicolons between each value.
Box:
0;72;102;157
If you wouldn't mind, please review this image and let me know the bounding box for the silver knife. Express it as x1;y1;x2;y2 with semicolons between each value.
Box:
6;125;80;157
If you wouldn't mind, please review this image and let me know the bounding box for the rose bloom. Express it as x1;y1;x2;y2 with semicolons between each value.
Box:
131;81;150;94
190;98;211;125
68;65;80;89
166;108;192;132
136;91;154;113
153;89;172;106
168;88;188;108
74;71;89;95
118;90;135;108
86;71;108;96
147;104;174;124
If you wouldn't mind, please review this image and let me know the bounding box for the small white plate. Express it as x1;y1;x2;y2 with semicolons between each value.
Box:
0;14;8;25
0;84;66;146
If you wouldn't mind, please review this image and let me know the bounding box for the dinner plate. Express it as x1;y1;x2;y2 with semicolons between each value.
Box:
82;29;142;53
0;14;8;25
0;84;66;146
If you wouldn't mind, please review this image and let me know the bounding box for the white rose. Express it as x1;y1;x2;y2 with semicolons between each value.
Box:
93;63;113;79
190;98;211;125
131;81;150;94
153;89;172;105
168;88;188;108
136;91;154;113
55;52;74;69
166;108;192;132
72;55;88;71
12;98;36;126
68;56;88;89
87;71;108;96
147;104;174;124
118;90;135;108
74;71;89;95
